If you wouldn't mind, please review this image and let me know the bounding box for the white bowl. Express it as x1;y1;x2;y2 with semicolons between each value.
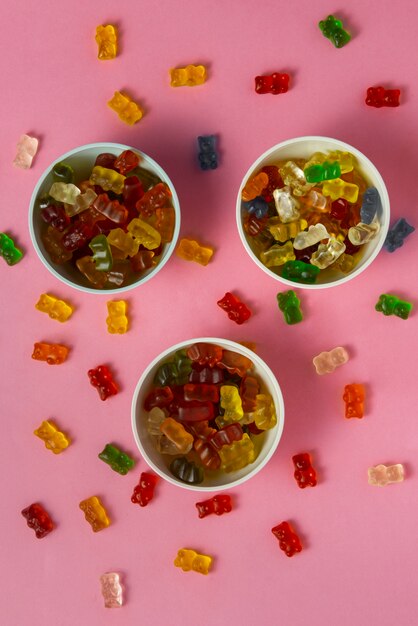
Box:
29;142;181;294
131;338;285;492
236;136;390;289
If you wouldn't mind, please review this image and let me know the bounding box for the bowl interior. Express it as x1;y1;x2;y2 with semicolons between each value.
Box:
29;142;181;294
236;136;390;288
131;338;285;491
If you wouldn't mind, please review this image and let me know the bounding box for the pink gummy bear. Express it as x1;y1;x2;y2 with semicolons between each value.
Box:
313;346;349;375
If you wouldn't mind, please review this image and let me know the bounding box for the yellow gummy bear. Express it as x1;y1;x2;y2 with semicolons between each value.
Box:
174;549;212;574
95;25;117;60
218;433;256;472
170;65;207;87
34;419;70;454
127;218;161;250
176;238;214;265
254;394;277;430
106;300;128;334
35;293;74;322
108;91;143;125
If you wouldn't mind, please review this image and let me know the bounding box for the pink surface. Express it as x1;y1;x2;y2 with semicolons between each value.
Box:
1;0;417;624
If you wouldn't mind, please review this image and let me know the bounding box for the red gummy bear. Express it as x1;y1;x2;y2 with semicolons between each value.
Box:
131;472;158;507
88;365;119;401
271;521;302;557
365;86;400;108
196;495;232;518
217;292;252;325
255;73;290;95
21;503;54;538
292;453;317;488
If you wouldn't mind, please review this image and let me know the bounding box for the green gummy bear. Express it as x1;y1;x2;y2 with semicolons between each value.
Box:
98;444;135;475
375;294;412;320
277;290;303;324
281;260;320;284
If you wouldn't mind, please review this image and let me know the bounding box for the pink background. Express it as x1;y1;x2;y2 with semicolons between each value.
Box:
1;0;417;624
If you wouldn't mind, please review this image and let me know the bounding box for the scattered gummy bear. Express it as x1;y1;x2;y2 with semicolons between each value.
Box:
365;87;400;108
21;503;54;539
170;64;207;87
277;290;303;324
368;464;404;486
106;301;128;333
0;232;24;265
100;572;123;608
13;134;38;169
375;294;412;320
108;91;143;125
35;293;73;322
174;549;212;574
95;25;117;60
318;14;351;48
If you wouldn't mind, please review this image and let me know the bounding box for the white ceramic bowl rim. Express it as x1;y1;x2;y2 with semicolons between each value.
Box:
236;135;391;289
131;337;285;491
28;142;181;294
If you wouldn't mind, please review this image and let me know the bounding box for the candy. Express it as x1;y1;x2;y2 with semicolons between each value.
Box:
348;221;380;245
281;260;320;284
368;464;404;486
88;365;118;400
79;496;110;532
170;64;207;87
365;87;400;108
32;342;69;365
272;521;302;557
98;444;135;475
176;238;214;265
160;417;194;453
108;91;143;125
34;419;70;454
310;237;346;269
196;495;232;518
313;346;348;375
197;135;218;170
95;24;117;60
322;178;359;202
218;433;255;472
13;134;38;169
318;14;351;48
21;503;53;538
260;241;295;267
268;218;308;242
360;188;381;224
131;473;158;507
343;384;365;418
293;453;317;488
170;457;204;484
293;224;329;249
241;172;268;202
277;290;303;325
273;187;300;223
375;294;412;320
89;234;113;271
53;162;74;183
217;292;251;324
304;161;341;183
106;300;128;333
254;394;277;430
255;72;289;94
0;232;23;265
384;218;415;252
220;385;244;424
49;182;81;205
100;573;123;608
174;549;212;574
